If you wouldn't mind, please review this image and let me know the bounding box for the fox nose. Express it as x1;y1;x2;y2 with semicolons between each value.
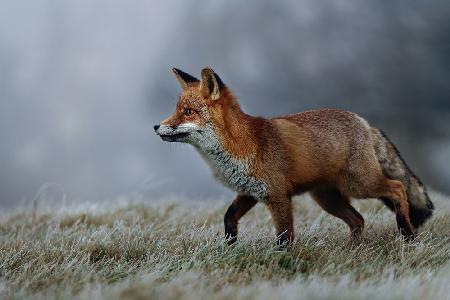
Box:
153;124;160;132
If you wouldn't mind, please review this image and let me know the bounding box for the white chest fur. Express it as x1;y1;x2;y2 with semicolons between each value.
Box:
199;148;268;201
187;124;268;201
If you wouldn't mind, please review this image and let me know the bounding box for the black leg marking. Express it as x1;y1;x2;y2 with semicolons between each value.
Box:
224;205;238;245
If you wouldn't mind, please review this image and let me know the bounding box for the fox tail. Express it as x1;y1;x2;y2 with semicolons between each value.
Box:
371;128;434;228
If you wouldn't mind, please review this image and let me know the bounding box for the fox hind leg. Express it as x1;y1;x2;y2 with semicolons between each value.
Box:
310;188;364;243
380;179;415;239
346;174;415;240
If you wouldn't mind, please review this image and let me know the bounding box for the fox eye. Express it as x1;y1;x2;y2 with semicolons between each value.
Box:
184;108;194;116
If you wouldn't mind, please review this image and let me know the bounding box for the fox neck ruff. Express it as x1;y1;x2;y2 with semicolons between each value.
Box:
193;125;268;201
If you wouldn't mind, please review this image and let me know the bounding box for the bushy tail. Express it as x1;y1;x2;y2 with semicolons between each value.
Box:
371;128;434;228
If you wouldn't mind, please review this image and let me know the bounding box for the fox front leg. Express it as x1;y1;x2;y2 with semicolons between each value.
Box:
266;198;294;248
224;195;257;245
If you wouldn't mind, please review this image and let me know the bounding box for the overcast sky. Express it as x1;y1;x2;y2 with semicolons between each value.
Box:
1;0;449;208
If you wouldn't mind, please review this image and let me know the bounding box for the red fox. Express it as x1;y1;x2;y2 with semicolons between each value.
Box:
154;67;434;246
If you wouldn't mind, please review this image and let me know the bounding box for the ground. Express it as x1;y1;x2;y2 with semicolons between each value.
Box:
1;192;450;300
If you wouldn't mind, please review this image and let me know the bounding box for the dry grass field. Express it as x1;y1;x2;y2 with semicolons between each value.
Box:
1;192;450;299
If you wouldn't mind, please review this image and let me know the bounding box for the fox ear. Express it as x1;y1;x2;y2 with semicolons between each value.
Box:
172;68;199;90
200;68;224;100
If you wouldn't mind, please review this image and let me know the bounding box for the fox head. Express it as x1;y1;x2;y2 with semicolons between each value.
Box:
154;67;236;150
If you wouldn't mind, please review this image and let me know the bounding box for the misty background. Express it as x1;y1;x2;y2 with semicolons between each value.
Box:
1;0;450;208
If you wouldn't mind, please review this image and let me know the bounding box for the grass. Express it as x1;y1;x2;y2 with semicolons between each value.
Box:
0;192;450;299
